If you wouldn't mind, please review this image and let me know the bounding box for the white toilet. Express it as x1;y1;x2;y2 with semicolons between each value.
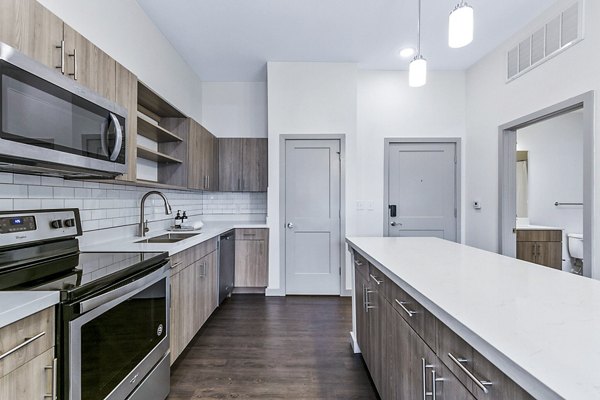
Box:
567;233;584;260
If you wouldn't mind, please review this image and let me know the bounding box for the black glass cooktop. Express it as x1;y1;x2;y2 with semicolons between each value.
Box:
0;245;167;302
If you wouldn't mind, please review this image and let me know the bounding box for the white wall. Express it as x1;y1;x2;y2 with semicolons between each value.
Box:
357;70;466;238
517;110;584;271
465;0;600;277
267;62;358;295
201;82;267;138
36;0;203;121
266;63;467;295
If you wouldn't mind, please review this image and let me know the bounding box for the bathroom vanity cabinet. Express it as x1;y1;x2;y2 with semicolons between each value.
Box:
516;229;562;269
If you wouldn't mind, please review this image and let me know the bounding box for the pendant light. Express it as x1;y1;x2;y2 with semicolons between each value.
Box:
448;1;474;48
409;0;427;87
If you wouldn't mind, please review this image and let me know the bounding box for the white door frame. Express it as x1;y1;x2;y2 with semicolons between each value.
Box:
498;91;595;277
279;134;347;296
383;138;462;241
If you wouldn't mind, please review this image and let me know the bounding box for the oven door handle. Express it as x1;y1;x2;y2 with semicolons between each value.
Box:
79;263;168;314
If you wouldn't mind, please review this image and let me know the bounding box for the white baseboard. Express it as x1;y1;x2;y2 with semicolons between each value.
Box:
265;287;286;296
349;331;361;354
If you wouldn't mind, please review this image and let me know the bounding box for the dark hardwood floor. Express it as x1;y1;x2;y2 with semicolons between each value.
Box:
168;295;379;400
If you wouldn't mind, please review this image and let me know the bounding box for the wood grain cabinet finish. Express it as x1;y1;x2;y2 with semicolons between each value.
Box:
0;348;55;400
115;62;138;182
354;267;369;367
234;228;269;287
170;238;219;365
219;138;268;192
188;121;219;191
0;307;54;378
0;0;63;71
366;276;387;397
516;229;562;270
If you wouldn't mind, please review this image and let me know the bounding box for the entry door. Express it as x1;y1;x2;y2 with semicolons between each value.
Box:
386;142;457;241
285;139;341;295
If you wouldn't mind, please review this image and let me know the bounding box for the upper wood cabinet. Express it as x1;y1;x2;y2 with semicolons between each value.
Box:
115;62;138;182
0;0;63;70
219;138;268;192
188;121;219;191
63;24;116;102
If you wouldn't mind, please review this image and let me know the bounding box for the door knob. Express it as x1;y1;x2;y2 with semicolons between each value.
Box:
390;221;402;227
287;222;294;229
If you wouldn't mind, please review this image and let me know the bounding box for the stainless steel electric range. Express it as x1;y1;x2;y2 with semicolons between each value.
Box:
0;209;171;400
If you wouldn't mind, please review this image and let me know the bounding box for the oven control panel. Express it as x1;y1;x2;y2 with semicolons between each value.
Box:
0;215;36;233
0;209;82;247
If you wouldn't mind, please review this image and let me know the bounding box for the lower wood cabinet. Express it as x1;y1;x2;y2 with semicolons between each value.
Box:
0;307;56;400
234;228;269;288
351;249;534;400
170;238;218;364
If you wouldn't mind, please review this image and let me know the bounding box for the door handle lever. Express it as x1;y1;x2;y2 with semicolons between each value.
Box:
286;222;294;229
390;221;402;226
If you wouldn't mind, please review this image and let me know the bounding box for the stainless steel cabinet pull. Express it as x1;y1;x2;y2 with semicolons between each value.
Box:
447;353;492;393
0;331;45;360
171;261;183;269
43;358;57;399
369;274;383;285
354;259;363;266
68;48;77;80
422;358;436;399
395;299;417;317
55;40;65;74
430;369;443;400
199;262;207;277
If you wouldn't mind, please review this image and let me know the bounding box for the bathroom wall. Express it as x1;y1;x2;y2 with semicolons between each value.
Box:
0;172;267;246
517;110;584;271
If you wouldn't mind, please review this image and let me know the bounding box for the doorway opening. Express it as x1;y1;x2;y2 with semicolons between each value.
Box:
498;92;594;277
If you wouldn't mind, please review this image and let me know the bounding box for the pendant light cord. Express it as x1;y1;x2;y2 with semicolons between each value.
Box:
417;0;422;56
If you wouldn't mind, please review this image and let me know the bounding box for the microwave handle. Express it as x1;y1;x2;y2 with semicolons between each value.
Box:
107;112;123;162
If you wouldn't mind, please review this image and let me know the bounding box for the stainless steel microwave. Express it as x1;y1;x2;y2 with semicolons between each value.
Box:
0;42;128;178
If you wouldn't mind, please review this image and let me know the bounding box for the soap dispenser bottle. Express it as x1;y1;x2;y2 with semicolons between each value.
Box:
174;210;182;228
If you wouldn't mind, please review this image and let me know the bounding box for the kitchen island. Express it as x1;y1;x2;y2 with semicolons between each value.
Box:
347;236;600;400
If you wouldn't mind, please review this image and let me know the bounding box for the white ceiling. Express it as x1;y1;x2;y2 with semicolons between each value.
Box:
137;0;557;82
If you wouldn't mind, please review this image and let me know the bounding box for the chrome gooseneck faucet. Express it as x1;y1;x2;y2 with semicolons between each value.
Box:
139;191;172;236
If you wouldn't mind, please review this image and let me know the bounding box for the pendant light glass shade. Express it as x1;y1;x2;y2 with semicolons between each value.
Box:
409;56;427;87
448;2;474;48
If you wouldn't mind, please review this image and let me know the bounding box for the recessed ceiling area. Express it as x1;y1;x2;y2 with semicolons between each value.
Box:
137;0;557;82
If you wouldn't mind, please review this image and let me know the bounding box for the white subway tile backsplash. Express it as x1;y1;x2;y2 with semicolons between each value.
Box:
0;173;267;233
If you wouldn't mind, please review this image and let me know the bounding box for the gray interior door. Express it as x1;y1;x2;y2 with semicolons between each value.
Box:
386;142;457;241
285;139;341;295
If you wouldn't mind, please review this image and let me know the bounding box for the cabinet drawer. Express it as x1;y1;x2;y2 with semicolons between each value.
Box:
516;229;561;242
0;347;55;400
352;250;369;279
368;264;390;301
235;228;268;241
438;321;533;400
389;282;436;351
0;307;54;378
170;237;218;274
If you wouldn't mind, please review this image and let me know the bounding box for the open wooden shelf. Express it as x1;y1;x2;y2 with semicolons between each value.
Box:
137;81;186;119
137;112;183;143
137;145;183;164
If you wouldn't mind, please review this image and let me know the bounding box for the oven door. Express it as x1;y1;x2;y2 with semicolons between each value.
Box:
0;42;127;176
69;266;170;400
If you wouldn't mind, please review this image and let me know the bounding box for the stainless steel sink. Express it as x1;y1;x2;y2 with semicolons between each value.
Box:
135;232;200;244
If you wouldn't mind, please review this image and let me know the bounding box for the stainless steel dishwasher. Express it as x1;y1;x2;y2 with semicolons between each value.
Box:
218;230;235;304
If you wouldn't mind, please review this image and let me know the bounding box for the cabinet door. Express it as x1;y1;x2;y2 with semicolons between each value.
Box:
179;264;196;349
536;241;562;269
355;270;369;365
219;138;243;191
64;24;116;101
170;271;182;365
198;250;219;328
234;239;268;287
0;0;63;71
201;127;219;191
241;138;268;192
367;280;387;397
0;348;54;400
516;241;537;264
115;62;137;182
187;121;204;190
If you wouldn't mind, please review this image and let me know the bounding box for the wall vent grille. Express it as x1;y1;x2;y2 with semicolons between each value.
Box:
507;2;583;82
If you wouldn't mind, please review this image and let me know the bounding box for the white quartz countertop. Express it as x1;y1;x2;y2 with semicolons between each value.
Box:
81;221;268;255
346;236;600;400
0;292;59;329
516;224;563;230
